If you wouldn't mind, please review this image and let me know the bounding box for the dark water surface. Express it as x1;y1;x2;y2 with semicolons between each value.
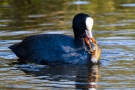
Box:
0;0;135;90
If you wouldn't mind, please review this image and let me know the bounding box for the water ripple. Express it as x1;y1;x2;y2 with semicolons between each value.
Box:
121;3;135;7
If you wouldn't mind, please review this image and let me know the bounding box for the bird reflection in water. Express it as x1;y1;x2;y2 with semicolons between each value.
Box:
75;65;100;90
87;65;99;89
15;64;100;90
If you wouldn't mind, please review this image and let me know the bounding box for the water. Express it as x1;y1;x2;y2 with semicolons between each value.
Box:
0;0;135;89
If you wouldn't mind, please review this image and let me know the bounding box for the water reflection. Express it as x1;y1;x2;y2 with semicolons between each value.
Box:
0;0;69;31
1;0;135;33
68;1;90;5
121;3;135;7
75;65;100;90
16;64;100;90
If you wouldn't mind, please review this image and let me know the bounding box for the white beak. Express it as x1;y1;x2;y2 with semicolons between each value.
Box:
85;17;94;39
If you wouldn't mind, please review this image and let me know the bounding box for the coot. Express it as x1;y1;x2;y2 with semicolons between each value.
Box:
9;13;101;65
